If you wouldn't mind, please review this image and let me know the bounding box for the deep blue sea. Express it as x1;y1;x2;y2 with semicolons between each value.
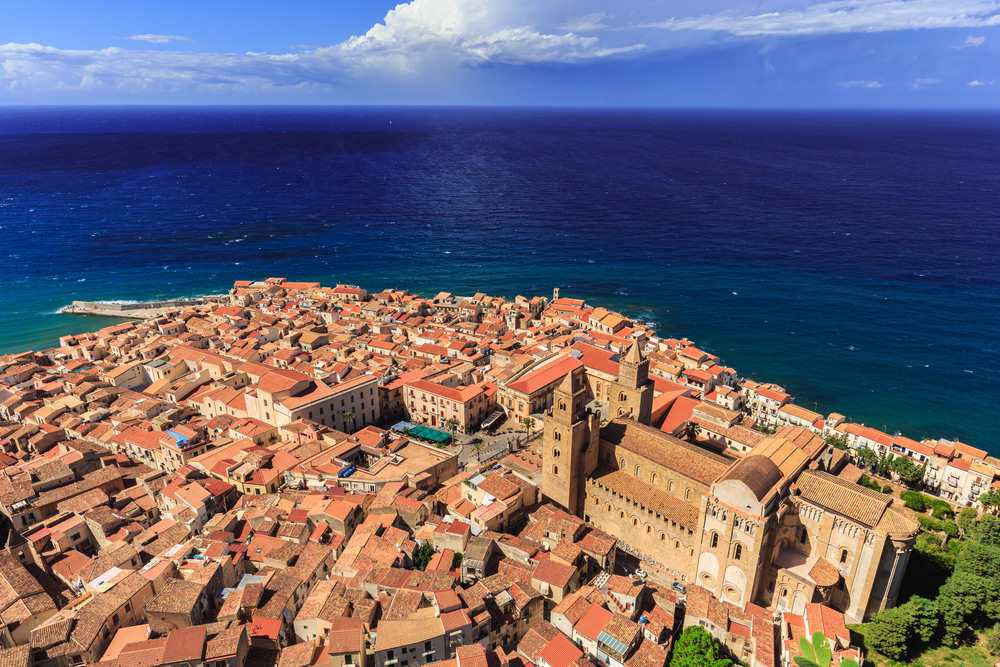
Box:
0;107;997;449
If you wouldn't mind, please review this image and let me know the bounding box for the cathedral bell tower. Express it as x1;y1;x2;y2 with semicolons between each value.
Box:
610;340;654;425
541;368;599;516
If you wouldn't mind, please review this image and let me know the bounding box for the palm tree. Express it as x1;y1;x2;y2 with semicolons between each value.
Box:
341;409;354;432
687;422;702;440
444;417;460;443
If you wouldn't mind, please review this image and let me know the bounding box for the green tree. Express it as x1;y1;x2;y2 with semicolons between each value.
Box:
979;490;1000;515
971;514;1000;546
793;631;860;667
687;422;702;440
823;433;849;450
669;627;732;667
865;596;939;661
957;508;978;537
889;455;925;488
412;542;435;571
938;569;1000;646
856;446;879;470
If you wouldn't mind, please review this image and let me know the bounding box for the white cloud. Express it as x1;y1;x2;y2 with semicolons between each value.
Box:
128;34;191;44
338;0;641;68
560;12;608;33
0;0;644;95
646;0;1000;37
839;79;883;88
964;35;987;46
968;79;988;86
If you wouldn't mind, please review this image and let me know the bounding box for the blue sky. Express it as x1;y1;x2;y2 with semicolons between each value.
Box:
2;0;1000;106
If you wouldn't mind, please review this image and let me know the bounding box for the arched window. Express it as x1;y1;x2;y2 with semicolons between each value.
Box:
651;473;657;485
668;480;674;492
552;465;559;475
659;533;666;541
684;488;691;500
840;549;848;564
559;401;566;411
554;431;562;442
552;448;560;458
646;525;651;533
634;465;641;477
632;517;638;526
619;392;627;402
710;532;719;549
619;458;625;469
733;544;743;561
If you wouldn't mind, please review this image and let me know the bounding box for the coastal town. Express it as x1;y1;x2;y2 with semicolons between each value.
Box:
0;277;994;667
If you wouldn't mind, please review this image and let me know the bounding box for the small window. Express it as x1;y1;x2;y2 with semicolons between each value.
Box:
710;533;719;549
733;544;743;561
839;549;848;564
552;465;559;475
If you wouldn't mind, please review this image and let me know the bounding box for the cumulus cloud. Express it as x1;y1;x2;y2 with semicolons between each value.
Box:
646;0;1000;36
839;79;883;88
128;34;191;44
338;0;641;68
0;0;643;95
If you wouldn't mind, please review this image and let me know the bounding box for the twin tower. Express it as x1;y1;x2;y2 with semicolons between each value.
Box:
541;341;653;515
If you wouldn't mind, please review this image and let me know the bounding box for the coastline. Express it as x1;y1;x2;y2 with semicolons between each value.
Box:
21;279;977;458
58;295;228;320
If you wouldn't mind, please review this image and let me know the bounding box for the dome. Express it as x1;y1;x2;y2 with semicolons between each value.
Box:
719;455;783;501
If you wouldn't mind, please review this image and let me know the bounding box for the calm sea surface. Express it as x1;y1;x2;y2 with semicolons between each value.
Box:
0;107;997;448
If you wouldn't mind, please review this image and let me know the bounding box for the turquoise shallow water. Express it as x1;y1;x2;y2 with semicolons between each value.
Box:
0;107;997;449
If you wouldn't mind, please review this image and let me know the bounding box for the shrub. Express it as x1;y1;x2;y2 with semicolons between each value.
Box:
882;485;894;494
930;500;954;520
918;515;959;538
858;475;882;492
902;490;928;512
986;624;1000;655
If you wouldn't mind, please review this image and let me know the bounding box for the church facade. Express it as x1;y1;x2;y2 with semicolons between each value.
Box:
540;342;917;623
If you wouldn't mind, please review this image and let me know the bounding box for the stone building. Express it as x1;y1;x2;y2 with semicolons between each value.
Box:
540;345;918;623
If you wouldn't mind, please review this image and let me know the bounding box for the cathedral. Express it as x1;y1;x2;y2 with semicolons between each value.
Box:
540;341;917;623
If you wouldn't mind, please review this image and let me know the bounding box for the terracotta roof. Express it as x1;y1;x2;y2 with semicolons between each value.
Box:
796;470;892;528
719;455;783;501
808;559;840;588
602;419;730;486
